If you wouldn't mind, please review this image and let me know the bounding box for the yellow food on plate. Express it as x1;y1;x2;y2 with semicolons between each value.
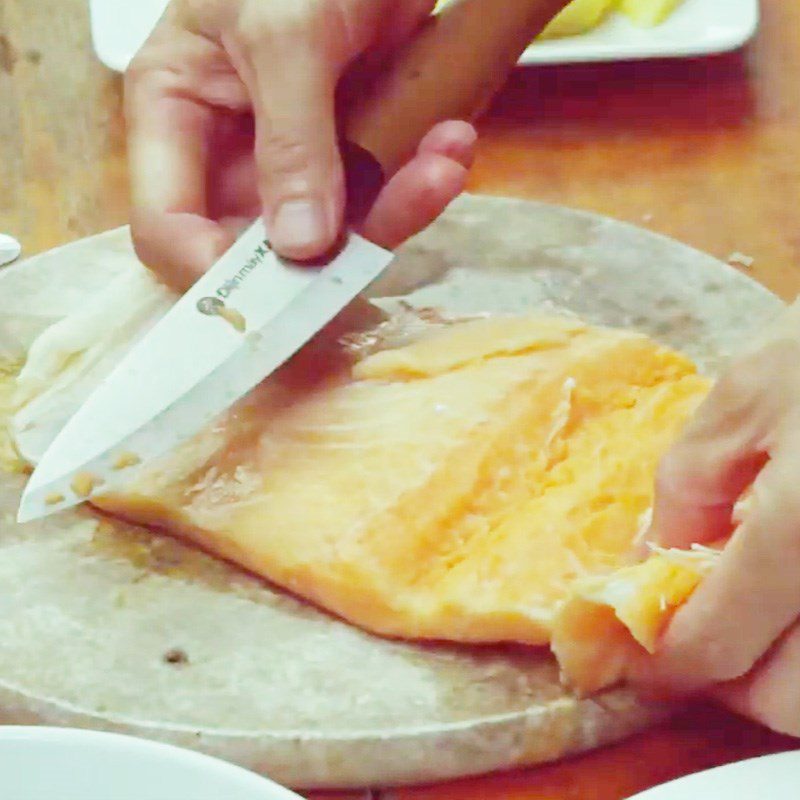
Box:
619;0;684;27
96;313;711;651
434;0;686;40
540;0;617;40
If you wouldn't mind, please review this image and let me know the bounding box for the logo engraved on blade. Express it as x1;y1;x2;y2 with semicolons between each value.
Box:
197;297;247;333
215;237;272;299
197;297;224;316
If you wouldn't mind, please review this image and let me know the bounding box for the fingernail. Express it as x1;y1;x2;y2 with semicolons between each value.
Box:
270;199;329;256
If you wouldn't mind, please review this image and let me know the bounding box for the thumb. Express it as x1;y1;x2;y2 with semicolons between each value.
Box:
238;1;439;261
648;368;768;550
239;11;345;261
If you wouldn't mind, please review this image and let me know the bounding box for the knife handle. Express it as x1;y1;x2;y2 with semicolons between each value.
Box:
341;0;571;221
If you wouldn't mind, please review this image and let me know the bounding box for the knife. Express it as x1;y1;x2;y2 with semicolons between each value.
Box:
18;0;571;523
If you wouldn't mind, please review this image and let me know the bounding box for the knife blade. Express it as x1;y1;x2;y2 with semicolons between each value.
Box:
18;0;572;522
17;224;392;522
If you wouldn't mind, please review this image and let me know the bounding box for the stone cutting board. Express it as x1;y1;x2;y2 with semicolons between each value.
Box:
0;195;783;790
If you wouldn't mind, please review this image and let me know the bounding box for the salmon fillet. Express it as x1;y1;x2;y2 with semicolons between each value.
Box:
96;314;711;647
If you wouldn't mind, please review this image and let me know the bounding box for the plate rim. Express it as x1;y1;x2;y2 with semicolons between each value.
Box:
0;725;299;798
628;749;800;798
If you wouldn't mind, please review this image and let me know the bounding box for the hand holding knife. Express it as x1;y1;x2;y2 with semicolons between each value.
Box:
18;0;571;522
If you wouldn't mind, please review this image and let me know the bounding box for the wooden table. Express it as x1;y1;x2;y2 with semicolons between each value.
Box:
0;0;798;797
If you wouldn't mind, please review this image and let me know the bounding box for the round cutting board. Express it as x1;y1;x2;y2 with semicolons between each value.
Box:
0;196;782;790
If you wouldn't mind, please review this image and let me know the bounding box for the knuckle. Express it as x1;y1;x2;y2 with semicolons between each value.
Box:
414;174;442;212
691;638;755;684
122;64;145;106
654;455;681;499
752;460;800;524
656;445;688;484
124;39;164;83
122;23;183;97
656;444;709;496
123;61;174;118
123;59;157;114
257;132;313;183
708;367;758;416
412;154;459;214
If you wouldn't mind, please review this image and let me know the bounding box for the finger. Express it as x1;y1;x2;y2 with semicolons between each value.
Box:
217;216;255;241
131;211;233;293
714;619;800;737
126;84;234;287
126;90;210;216
237;9;346;261
210;151;260;223
648;366;770;550
206;112;260;222
418;120;478;169
638;438;800;694
125;31;237;285
125;28;211;215
359;120;476;248
359;151;468;249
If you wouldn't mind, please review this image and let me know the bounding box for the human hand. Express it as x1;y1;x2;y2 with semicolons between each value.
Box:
125;0;476;290
637;299;800;736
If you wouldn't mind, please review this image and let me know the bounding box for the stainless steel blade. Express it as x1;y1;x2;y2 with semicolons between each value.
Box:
18;221;393;522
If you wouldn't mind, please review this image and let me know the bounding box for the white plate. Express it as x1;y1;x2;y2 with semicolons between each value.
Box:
0;726;300;800
524;0;759;64
0;234;21;268
89;0;759;73
629;750;800;799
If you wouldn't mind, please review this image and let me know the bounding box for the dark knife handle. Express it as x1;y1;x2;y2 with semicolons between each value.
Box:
340;0;571;223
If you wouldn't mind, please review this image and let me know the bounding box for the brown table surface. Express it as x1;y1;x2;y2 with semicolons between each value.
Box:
1;0;799;798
